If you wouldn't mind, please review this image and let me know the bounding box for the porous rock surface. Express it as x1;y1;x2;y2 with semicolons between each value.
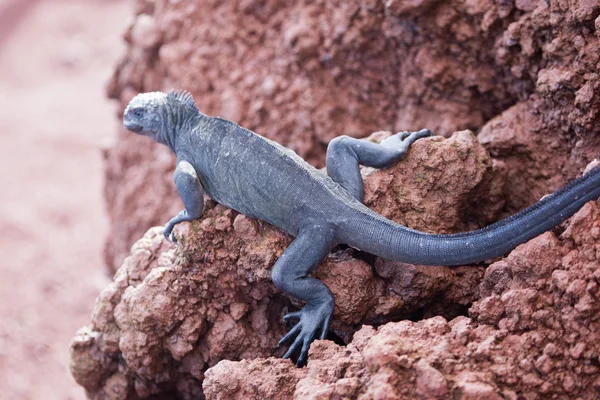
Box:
203;199;600;400
86;0;600;398
71;133;501;399
103;0;600;272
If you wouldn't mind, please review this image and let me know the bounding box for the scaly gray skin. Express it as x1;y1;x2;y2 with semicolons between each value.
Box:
123;90;600;367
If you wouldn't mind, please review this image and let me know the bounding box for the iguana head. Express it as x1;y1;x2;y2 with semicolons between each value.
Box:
123;90;199;147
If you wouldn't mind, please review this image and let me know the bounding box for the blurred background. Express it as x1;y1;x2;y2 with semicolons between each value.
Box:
1;0;599;398
0;0;132;398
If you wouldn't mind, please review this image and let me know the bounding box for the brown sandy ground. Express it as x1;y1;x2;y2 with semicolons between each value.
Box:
0;1;130;399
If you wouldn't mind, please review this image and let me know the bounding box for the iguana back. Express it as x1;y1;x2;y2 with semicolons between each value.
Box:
183;117;362;236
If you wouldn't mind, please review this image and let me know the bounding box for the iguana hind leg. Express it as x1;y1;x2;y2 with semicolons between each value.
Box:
272;223;335;367
325;129;432;201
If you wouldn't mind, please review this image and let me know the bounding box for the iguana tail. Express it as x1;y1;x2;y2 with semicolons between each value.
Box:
337;165;600;266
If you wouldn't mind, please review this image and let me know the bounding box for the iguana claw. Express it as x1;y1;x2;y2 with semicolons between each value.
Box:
279;301;333;367
381;128;433;148
163;222;178;245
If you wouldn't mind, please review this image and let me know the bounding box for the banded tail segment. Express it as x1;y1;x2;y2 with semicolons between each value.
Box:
340;166;600;266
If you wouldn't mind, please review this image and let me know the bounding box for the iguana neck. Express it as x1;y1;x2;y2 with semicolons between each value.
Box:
160;105;206;151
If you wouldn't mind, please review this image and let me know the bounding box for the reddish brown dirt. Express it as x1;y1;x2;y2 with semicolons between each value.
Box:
0;1;130;399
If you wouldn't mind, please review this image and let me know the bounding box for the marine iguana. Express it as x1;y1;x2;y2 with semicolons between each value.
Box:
123;90;600;366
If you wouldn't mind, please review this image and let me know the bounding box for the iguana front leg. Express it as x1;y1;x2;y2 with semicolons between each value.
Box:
272;223;335;367
164;160;205;243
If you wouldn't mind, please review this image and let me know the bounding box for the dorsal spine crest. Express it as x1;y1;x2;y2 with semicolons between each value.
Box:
167;89;199;112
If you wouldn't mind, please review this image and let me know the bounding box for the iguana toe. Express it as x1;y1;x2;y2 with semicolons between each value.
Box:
279;302;333;367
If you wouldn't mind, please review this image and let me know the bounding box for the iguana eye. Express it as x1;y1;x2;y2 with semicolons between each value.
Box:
133;108;144;118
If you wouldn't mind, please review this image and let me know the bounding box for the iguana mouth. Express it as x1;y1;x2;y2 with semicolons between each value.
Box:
123;120;143;133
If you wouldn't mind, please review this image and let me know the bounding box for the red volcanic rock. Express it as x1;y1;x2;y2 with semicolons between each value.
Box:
203;198;600;399
71;133;500;399
364;130;505;231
